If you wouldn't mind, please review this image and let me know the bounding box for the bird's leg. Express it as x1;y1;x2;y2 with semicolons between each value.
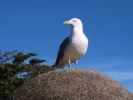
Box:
74;60;78;64
68;57;71;72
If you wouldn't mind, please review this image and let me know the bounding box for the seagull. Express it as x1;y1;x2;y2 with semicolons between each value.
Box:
53;18;88;70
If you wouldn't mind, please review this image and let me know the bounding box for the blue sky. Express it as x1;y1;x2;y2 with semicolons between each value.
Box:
0;0;133;92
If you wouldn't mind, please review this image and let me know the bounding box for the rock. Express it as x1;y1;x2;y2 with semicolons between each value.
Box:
13;70;133;100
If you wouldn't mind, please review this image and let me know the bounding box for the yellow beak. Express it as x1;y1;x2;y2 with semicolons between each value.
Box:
63;20;70;24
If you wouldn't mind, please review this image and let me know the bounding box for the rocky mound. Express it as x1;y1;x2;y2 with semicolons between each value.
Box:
13;70;133;100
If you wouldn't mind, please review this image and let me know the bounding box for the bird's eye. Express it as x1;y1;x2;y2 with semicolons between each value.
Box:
72;20;77;22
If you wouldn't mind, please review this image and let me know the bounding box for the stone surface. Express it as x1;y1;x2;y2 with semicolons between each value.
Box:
13;70;133;100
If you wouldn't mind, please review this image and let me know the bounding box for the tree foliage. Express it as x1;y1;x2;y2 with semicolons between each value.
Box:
0;50;52;99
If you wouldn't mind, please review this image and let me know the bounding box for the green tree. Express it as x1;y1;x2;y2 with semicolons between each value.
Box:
0;51;53;100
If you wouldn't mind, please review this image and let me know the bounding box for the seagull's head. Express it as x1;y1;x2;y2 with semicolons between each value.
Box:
64;18;83;27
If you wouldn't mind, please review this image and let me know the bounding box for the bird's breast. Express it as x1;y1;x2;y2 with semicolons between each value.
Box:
61;34;88;64
72;34;88;55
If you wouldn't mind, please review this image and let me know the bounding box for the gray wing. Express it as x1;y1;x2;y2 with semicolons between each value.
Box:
54;37;71;67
